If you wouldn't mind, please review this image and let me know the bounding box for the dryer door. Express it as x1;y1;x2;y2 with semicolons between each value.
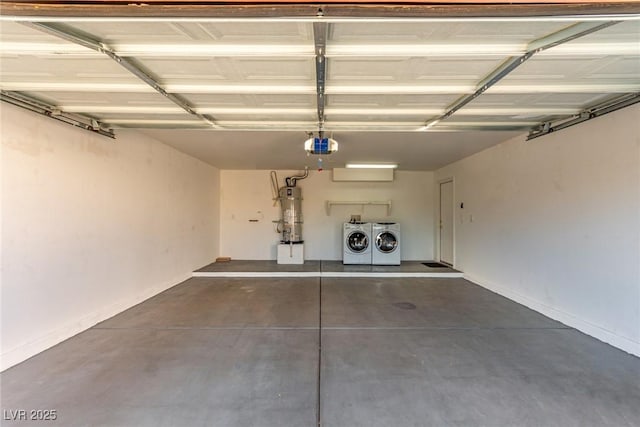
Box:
376;231;398;253
347;231;369;253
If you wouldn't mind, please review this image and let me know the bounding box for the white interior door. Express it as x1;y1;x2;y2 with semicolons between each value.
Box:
440;180;454;266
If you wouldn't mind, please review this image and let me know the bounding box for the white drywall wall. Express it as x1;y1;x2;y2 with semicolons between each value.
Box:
1;104;220;370
220;169;434;260
435;104;640;356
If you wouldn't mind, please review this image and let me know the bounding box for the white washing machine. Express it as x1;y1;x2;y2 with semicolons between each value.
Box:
372;222;401;265
343;222;372;264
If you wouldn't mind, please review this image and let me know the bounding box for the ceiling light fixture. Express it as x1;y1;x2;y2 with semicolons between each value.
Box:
346;163;398;169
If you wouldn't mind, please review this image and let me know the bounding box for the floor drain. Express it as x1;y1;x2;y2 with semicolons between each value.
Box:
392;302;416;310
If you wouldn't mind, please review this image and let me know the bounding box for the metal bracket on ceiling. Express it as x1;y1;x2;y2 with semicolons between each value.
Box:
527;92;640;141
313;22;328;131
21;21;220;129
420;20;621;131
1;90;115;138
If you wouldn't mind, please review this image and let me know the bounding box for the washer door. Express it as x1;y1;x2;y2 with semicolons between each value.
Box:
347;231;369;253
376;231;398;253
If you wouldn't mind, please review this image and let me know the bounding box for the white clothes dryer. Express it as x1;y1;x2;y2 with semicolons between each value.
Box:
372;222;401;265
343;222;372;264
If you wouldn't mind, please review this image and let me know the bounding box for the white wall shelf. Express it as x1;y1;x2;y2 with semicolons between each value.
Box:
325;200;392;216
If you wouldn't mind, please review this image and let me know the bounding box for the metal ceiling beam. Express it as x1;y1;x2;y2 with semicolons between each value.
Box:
527;92;640;140
22;21;220;129
313;21;328;131
421;20;621;130
1;90;115;138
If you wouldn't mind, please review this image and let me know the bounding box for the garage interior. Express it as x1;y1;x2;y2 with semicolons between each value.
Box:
1;1;640;426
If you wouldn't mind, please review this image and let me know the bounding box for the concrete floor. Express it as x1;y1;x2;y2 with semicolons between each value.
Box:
321;260;458;273
2;277;640;426
195;260;458;274
195;260;321;273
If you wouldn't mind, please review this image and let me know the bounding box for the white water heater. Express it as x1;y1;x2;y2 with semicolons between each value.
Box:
278;186;303;243
271;168;308;244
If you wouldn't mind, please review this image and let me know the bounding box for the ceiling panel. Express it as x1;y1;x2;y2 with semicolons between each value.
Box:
70;21;313;44
558;19;640;43
329;21;576;44
502;56;640;82
20;90;182;108
0;55;136;83
501;20;640;89
135;57;315;84
327;94;458;108
1;15;639;170
184;93;316;109
325;112;429;123
444;112;570;123
208;111;317;122
0;21;81;43
87;112;197;121
466;92;623;108
328;57;503;83
215;120;317;131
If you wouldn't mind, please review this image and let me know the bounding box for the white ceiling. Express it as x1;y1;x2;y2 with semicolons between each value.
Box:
1;14;639;170
136;128;523;171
